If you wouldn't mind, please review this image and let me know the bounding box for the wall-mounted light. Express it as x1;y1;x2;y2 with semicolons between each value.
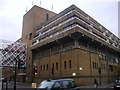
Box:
72;73;76;76
79;67;82;71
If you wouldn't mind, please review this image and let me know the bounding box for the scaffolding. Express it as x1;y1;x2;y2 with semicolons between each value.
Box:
0;39;27;67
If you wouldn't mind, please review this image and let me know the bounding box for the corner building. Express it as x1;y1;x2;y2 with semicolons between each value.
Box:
22;5;120;86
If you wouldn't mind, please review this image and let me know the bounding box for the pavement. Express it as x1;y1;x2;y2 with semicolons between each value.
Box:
7;81;31;88
78;83;114;88
1;81;114;89
0;81;31;89
11;82;114;88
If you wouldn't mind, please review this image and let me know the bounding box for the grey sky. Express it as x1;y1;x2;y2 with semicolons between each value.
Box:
0;0;119;41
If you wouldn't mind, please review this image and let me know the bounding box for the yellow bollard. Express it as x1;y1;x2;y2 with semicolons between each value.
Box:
32;83;37;88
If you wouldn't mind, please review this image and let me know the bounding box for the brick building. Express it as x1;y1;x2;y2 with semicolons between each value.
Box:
21;5;120;86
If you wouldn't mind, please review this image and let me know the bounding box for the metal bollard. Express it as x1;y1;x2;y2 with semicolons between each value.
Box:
6;82;8;90
2;81;3;90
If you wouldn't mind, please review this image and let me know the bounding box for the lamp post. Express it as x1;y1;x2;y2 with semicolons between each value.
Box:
14;55;21;90
98;67;101;87
14;58;17;90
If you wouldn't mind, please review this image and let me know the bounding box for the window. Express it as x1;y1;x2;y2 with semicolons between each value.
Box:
96;63;98;69
69;60;71;68
109;65;113;72
46;64;48;71
56;63;58;70
46;14;49;21
52;63;54;69
62;80;76;88
92;62;94;69
64;61;67;69
95;62;96;68
44;65;45;71
53;82;61;89
62;81;69;88
29;33;32;40
41;65;42;71
62;80;75;88
93;62;99;69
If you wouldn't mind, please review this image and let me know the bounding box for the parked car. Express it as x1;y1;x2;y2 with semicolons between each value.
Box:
114;79;120;88
37;78;79;90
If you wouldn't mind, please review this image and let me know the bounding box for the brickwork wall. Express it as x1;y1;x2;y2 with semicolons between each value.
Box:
33;48;118;86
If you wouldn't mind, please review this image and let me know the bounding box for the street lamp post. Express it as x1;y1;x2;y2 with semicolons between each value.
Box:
98;67;101;87
14;58;17;90
14;55;21;90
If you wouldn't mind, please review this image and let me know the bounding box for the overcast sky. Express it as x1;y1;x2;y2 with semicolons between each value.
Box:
0;0;119;42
